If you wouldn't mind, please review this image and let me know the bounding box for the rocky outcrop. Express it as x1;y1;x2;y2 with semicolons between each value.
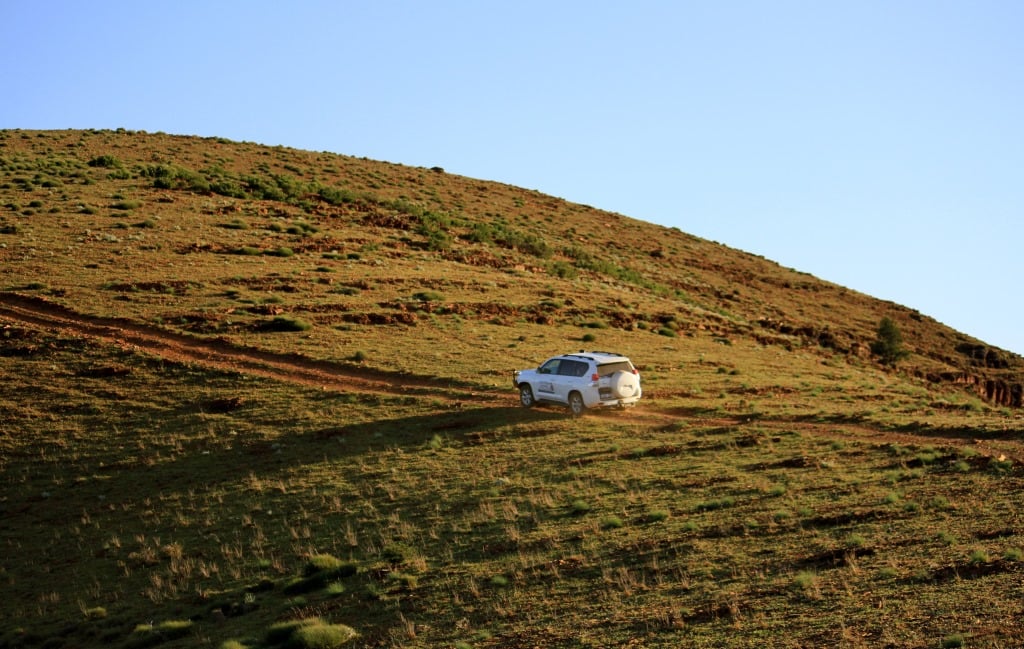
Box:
924;371;1024;408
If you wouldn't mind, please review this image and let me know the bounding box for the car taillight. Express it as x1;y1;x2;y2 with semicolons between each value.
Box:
591;373;600;381
632;369;639;375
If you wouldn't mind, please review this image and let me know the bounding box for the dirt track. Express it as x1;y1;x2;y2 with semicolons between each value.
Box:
3;292;1022;463
0;292;501;404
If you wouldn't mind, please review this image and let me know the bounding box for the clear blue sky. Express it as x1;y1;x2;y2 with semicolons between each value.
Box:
4;1;1022;354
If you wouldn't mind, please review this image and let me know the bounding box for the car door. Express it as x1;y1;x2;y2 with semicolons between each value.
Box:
553;359;586;404
535;359;561;398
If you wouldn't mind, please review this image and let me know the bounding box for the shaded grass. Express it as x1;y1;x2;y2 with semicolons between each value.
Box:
1;332;1022;648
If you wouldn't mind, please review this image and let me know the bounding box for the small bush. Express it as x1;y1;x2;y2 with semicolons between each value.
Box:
267;246;295;258
111;199;142;210
128;620;193;648
88;154;121;168
695;496;735;512
570;499;591;515
549;261;577;279
304;554;357;578
387;571;418;589
647;508;670;523
968;549;990;564
601;515;624;529
261;316;312;332
793;570;820;598
937;531;956;545
235;246;262;256
290;622;359;648
941;634;966;648
412;291;444;302
489;575;509;587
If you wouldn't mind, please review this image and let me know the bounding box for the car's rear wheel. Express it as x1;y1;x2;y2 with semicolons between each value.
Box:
519;384;535;408
568;392;585;417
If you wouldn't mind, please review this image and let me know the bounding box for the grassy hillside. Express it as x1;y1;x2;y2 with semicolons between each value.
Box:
1;128;1022;648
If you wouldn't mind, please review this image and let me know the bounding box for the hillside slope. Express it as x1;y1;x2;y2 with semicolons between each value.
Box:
2;129;1024;649
1;128;1022;406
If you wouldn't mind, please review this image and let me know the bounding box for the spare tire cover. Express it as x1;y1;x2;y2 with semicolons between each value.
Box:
610;371;637;398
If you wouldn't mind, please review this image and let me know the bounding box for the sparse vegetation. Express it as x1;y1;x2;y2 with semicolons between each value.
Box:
1;129;1023;649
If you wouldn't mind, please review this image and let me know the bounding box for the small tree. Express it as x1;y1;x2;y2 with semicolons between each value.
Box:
871;317;909;366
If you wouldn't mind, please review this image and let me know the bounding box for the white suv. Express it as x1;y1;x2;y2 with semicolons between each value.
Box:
513;351;642;416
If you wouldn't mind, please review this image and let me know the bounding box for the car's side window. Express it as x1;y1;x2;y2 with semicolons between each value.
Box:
540;359;561;375
574;361;590;377
556;360;579;377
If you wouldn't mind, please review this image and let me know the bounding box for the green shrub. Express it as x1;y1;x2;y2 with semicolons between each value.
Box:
870;317;909;366
412;291;445;302
128;620;193;648
602;515;624;529
570;499;591;515
941;634;966;648
304;554;356;578
267;246;295;258
968;549;990;564
489;575;509;587
647;508;669;523
549;261;577;279
289;622;358;648
387;571;418;589
88;154;121;168
261;316;312;332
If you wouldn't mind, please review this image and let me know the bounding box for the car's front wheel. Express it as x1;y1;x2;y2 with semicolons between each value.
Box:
568;392;586;417
519;384;535;408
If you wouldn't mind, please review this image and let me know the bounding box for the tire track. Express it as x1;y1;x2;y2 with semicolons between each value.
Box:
0;292;502;403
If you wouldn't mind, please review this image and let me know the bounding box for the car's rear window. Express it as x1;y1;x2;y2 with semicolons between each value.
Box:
558;360;589;377
597;361;632;376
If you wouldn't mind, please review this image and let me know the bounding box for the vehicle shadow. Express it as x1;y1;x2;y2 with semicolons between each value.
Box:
305;405;571;450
